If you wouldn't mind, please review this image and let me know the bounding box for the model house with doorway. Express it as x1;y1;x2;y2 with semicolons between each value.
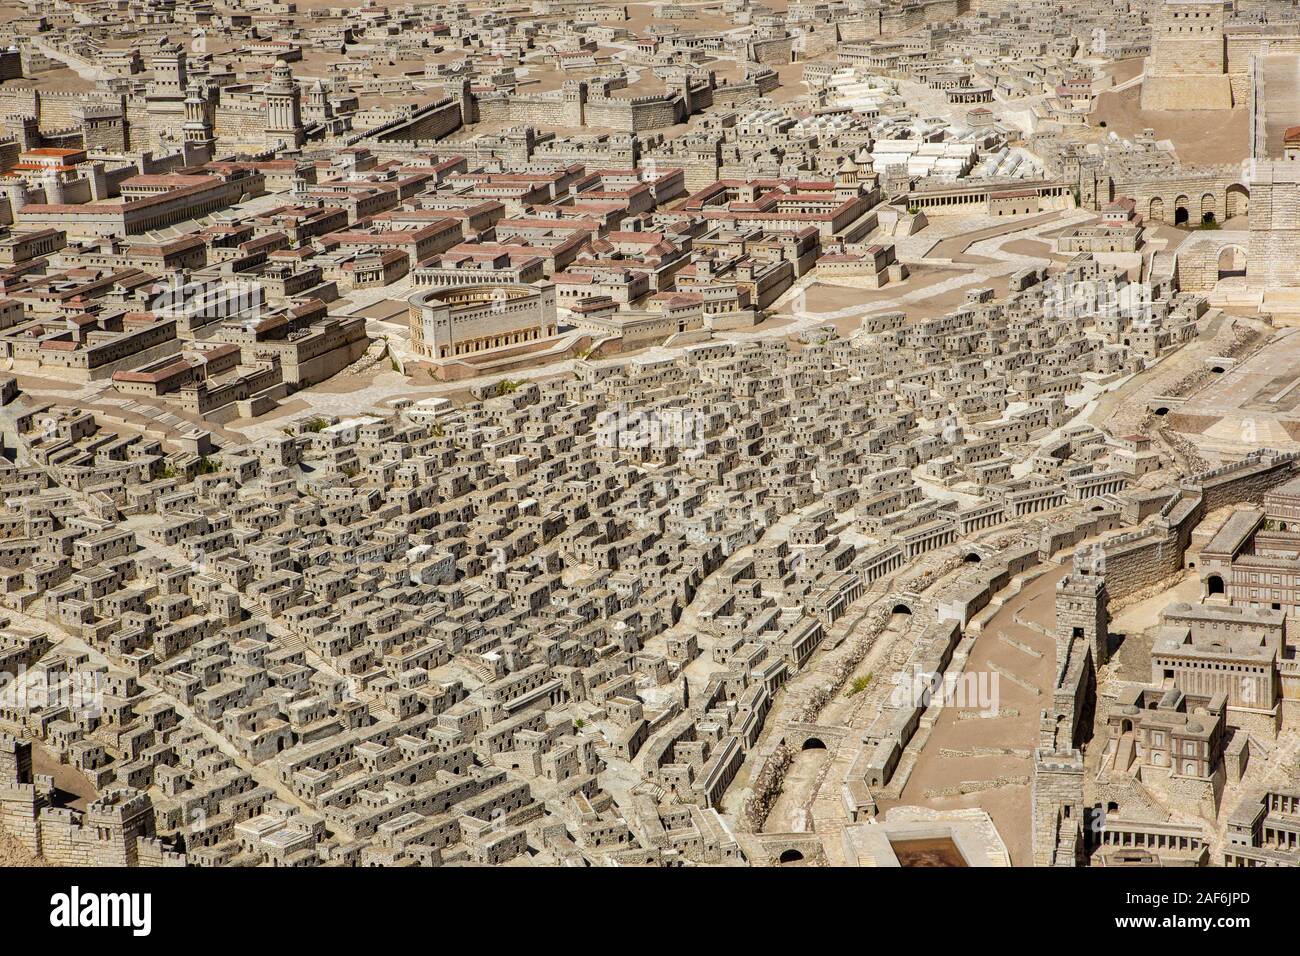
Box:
1104;684;1226;783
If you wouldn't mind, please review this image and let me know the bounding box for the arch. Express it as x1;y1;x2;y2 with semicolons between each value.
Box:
1149;197;1164;222
1107;800;1120;813
963;552;982;563
1217;244;1247;278
1226;183;1249;218
802;737;827;751
1174;195;1190;225
1090;503;1106;512
779;849;804;864
1207;574;1225;596
1200;192;1216;223
1154;406;1170;416
892;603;913;616
1211;366;1225;373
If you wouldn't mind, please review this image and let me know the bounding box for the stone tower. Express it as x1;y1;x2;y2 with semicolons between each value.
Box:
40;166;63;205
1140;0;1232;111
0;734;41;857
0;733;32;786
145;41;190;147
455;76;477;126
561;79;586;127
1077;156;1106;211
306;79;334;122
835;155;863;200
682;135;722;192
503;126;536;167
84;788;156;867
6;113;38;151
79;102;126;153
265;59;305;150
1055;569;1110;668
182;82;214;164
1248;160;1300;289
1031;745;1085;866
609;131;639;169
149;42;188;96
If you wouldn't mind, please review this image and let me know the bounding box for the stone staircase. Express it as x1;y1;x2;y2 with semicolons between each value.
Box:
455;653;497;683
631;780;668;801
1113;734;1135;775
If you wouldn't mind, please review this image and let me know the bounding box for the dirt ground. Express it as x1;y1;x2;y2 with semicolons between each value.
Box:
33;743;98;813
783;267;967;314
925;210;1065;261
1003;238;1053;258
0;828;42;866
353;299;409;320
1105;59;1146;86
772;265;1015;338
1087;85;1250;166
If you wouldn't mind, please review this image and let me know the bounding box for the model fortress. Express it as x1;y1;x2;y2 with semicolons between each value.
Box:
1140;0;1234;111
0;0;1298;871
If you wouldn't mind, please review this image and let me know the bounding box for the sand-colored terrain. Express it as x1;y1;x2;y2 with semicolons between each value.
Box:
0;828;42;866
33;744;97;813
925;210;1066;261
1088;84;1249;166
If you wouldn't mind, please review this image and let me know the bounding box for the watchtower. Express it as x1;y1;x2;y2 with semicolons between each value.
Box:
1141;0;1233;110
1056;569;1110;667
85;788;156;867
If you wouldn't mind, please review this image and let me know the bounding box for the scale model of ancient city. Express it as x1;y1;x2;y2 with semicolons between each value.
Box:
8;0;1300;871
